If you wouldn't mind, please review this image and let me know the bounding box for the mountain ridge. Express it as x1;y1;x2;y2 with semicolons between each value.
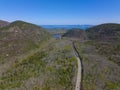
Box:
86;23;120;41
0;20;52;62
0;20;9;28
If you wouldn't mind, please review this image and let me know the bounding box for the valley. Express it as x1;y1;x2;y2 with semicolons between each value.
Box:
0;20;120;90
63;23;120;90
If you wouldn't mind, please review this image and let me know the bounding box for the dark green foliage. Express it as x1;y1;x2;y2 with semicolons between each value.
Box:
86;23;120;41
62;28;87;40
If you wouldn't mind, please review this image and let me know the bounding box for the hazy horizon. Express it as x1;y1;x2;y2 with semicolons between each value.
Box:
1;19;120;26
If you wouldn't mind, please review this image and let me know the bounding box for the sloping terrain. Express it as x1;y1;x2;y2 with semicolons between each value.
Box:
62;28;87;40
86;23;120;65
0;20;9;28
0;20;78;89
0;21;51;63
0;20;52;83
0;39;77;90
64;23;120;90
74;41;120;90
86;23;120;41
64;24;120;65
0;21;120;90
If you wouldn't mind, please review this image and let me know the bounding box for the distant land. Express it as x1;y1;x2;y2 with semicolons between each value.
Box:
0;20;120;90
41;25;93;30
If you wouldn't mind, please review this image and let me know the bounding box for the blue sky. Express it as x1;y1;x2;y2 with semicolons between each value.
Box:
0;0;120;25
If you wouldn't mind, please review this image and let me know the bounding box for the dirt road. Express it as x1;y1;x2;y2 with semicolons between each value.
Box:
72;42;82;90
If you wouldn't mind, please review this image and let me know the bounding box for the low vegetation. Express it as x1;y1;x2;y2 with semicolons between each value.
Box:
1;20;120;90
91;41;120;65
74;41;120;90
0;39;77;90
0;20;51;64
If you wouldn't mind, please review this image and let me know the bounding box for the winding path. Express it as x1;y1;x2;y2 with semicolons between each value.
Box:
72;42;82;90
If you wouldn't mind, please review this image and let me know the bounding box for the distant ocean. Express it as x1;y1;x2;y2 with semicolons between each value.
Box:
41;25;93;30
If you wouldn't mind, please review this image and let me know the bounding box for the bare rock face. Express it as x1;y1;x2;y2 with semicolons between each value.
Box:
0;20;9;28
